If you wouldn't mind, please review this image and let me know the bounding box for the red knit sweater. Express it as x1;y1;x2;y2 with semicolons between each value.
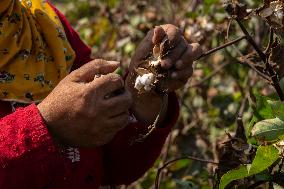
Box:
0;3;179;189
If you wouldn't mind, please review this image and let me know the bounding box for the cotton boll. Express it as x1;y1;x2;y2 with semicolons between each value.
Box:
145;73;156;85
134;73;156;92
150;59;161;67
134;76;143;90
141;73;155;85
139;74;149;84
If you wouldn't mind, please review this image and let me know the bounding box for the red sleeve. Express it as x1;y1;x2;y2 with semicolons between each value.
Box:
0;104;66;188
102;92;179;185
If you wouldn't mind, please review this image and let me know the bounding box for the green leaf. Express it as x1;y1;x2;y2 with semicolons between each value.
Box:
254;94;274;119
219;165;248;189
251;117;284;142
219;145;279;189
267;100;284;117
248;145;279;174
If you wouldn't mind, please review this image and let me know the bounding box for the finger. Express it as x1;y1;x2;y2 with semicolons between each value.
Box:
160;24;182;49
129;29;155;64
164;80;185;92
90;73;124;96
152;26;166;45
104;90;133;116
171;67;193;80
175;43;203;70
108;112;129;130
71;59;120;82
160;39;187;69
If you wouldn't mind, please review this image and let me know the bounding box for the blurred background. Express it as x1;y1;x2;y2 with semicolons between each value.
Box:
50;0;272;188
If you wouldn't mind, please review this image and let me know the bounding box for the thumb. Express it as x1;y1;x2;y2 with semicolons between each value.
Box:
70;59;120;82
152;26;166;45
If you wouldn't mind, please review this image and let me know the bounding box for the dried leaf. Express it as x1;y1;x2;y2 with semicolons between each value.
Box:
257;0;284;29
135;67;150;75
224;2;249;20
269;40;284;78
152;45;160;59
259;7;274;18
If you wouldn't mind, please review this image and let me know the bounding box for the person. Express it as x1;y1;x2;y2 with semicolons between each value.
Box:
0;0;202;188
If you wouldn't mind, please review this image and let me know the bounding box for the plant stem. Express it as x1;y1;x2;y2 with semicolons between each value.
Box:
236;19;267;61
236;19;284;101
196;35;247;60
264;27;274;54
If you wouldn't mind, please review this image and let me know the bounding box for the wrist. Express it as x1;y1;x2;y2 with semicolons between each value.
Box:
126;74;168;126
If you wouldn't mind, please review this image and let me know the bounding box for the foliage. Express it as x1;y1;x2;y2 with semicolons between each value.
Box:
51;0;284;188
219;145;279;189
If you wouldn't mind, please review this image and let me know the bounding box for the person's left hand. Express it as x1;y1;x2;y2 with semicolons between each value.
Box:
127;24;203;93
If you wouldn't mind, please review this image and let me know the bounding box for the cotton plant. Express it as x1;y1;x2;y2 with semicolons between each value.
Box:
134;43;164;93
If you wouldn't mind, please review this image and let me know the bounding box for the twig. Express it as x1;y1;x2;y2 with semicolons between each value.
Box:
157;133;173;187
228;41;271;82
162;134;173;163
225;18;233;42
155;156;219;189
264;27;274;54
236;19;284;101
236;19;266;61
238;57;271;82
196;35;247;60
235;97;248;141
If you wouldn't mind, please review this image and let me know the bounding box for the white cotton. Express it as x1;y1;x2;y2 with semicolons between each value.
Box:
134;76;144;90
150;59;161;67
134;73;156;91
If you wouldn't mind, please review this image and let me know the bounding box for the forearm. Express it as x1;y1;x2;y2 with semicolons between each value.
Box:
0;104;65;188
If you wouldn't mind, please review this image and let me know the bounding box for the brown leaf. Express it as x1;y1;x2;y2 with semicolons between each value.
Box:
269;39;284;78
257;0;284;30
224;2;249;20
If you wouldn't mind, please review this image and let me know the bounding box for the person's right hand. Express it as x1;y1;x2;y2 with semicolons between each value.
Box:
37;59;132;148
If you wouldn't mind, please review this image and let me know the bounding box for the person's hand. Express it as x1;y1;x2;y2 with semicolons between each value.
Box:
37;59;132;147
127;24;203;92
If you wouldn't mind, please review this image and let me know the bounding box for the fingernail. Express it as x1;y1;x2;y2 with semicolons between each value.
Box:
171;72;178;79
107;61;120;66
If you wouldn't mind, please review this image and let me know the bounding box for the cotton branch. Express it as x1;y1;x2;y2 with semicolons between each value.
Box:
196;35;247;60
236;19;284;101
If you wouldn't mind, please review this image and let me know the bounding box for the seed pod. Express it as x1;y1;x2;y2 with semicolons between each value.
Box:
134;39;168;94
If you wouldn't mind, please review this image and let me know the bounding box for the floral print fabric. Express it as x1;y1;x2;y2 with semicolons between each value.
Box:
0;0;75;103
